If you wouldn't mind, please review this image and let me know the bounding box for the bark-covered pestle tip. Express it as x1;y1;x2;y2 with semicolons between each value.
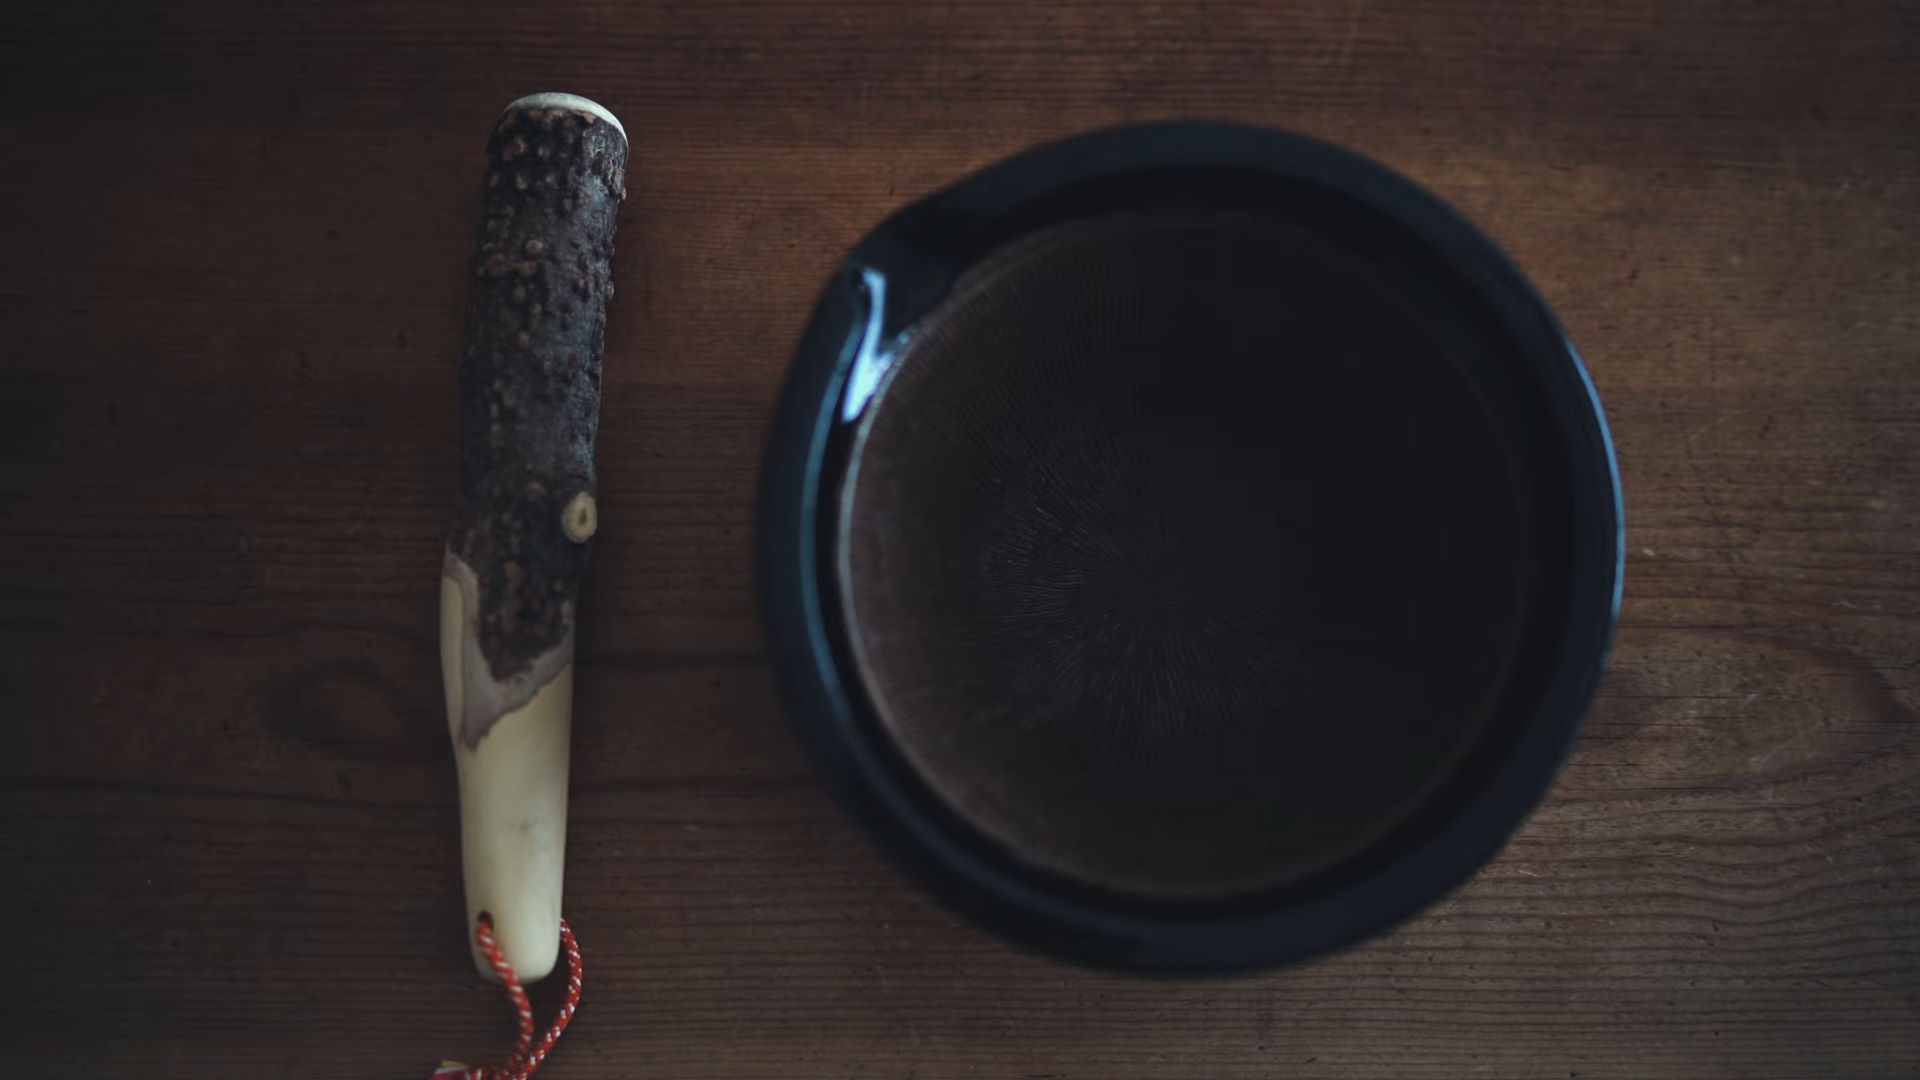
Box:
452;91;626;689
501;92;626;143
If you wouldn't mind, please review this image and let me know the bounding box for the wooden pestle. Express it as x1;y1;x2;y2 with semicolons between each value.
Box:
441;92;626;982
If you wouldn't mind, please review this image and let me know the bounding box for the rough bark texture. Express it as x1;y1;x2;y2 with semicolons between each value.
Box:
451;101;627;685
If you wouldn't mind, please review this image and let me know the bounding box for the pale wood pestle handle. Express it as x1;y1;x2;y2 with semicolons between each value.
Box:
442;92;626;982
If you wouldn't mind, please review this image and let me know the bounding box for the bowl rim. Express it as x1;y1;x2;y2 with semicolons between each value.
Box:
757;121;1624;974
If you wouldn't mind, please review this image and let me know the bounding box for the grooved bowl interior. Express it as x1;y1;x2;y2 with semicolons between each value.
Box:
837;211;1537;898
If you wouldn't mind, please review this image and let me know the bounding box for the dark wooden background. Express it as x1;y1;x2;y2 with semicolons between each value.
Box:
2;1;1915;1076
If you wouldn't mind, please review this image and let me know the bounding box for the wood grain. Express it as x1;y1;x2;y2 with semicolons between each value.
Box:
1;1;1915;1076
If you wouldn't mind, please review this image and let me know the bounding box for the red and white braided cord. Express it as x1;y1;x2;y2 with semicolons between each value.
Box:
436;917;582;1080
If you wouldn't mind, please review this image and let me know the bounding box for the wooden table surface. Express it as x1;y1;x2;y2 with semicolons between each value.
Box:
3;1;1916;1076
